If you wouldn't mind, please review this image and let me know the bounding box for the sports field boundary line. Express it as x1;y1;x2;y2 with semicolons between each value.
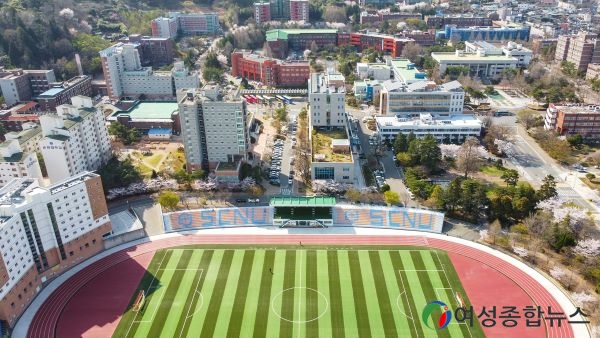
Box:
396;270;419;334
434;250;473;338
124;251;168;338
178;269;205;338
398;269;443;272
433;288;468;327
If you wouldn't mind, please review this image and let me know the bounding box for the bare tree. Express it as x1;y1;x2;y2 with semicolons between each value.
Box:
456;137;483;178
401;43;423;63
310;40;318;55
263;42;273;58
323;7;346;23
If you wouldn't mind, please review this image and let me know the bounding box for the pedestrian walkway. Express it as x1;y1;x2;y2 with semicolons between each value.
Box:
280;187;291;195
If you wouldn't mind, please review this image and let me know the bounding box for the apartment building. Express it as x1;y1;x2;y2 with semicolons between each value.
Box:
545;104;600;140
36;76;93;111
269;0;290;20
170;12;221;35
0;172;111;327
178;85;249;173
265;29;339;58
359;11;421;25
308;72;346;128
39;96;111;183
121;35;175;67
554;32;600;74
289;0;308;21
99;43;199;99
0;68;56;107
151;16;178;39
254;1;271;24
230;50;310;87
0;123;43;187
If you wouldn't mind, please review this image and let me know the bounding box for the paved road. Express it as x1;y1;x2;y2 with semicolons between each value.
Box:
493;114;600;214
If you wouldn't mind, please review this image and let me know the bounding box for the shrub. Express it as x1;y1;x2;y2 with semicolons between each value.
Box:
586;173;596;180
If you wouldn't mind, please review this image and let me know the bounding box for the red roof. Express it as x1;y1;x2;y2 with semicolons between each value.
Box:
15;101;38;113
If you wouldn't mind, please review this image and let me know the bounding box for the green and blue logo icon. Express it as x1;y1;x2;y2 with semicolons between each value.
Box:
422;300;452;330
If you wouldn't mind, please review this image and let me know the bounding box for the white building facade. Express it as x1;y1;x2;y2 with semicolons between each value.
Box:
431;50;518;79
39;96;111;183
179;86;249;172
100;43;199;99
0;172;111;327
308;72;346;127
375;114;483;143
380;80;465;117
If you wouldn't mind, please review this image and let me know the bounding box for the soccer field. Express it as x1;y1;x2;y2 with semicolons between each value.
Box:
113;246;483;338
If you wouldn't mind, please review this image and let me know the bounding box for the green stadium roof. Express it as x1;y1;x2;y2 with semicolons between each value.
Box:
265;29;339;41
270;196;336;207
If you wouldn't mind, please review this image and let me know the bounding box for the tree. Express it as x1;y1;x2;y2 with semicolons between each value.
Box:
394;133;408;153
383;190;400;206
345;188;361;203
401;43;423;63
263;42;273;58
158;191;180;210
418;135;442;173
323;6;346;23
456;137;482;178
560;61;577;77
310;40;318;54
567;134;583;148
501;169;519;186
537;175;558;201
428;185;445;209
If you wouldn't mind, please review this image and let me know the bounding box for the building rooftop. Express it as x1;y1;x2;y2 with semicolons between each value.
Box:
312;128;352;163
376;114;482;128
270;196;336;207
111;101;178;121
266;29;338;41
38;87;64;97
3;125;42;145
431;52;518;62
0;151;24;163
148;128;173;135
550;104;600;114
389;59;428;83
49;172;98;195
0;178;36;207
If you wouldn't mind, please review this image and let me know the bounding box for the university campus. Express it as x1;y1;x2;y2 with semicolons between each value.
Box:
1;0;600;337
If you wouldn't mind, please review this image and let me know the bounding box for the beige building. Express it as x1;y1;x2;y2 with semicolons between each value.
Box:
0;172;111;327
308;72;346;128
555;33;600;74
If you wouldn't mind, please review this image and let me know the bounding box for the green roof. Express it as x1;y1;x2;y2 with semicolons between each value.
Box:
270;196;336;207
113;102;178;120
0;151;24;163
390;59;427;83
266;29;338;41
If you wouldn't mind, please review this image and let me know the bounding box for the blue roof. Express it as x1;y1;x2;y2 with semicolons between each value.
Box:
39;87;64;97
148;128;172;135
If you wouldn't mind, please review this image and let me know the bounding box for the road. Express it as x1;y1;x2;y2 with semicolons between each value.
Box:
493;114;600;214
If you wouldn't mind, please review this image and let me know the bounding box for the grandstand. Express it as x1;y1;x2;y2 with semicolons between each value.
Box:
108;209;143;237
270;196;335;227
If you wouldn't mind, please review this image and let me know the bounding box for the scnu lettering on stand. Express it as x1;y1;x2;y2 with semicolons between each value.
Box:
173;207;273;229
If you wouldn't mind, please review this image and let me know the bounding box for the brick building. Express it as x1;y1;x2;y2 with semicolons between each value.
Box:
426;15;492;29
36;76;92;112
254;1;271;24
349;33;413;57
289;0;308;21
545;104;600;140
231;50;310;87
554;32;600;74
0;68;55;107
360;11;421;25
121;35;175;67
265;29;339;58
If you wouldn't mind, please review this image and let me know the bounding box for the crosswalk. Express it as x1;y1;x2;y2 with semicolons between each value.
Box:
280;187;291;195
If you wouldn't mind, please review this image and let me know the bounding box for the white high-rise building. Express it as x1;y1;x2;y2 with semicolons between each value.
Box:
0;172;111;327
178;85;249;172
39;96;111;183
100;43;199;99
0;139;42;187
151;17;178;39
308;72;346;127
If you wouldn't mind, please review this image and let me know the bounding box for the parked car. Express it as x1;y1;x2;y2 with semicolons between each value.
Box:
235;198;247;203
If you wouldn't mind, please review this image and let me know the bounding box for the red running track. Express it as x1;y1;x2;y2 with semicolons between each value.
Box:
27;234;574;338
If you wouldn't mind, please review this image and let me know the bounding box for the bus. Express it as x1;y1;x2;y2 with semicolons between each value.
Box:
275;95;285;103
282;96;293;104
248;95;258;104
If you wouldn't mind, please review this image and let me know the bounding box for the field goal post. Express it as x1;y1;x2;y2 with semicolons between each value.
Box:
132;290;146;312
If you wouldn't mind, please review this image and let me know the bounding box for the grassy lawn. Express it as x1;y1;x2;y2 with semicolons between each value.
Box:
581;177;600;192
144;153;165;168
312;129;352;162
480;165;505;176
113;246;483;338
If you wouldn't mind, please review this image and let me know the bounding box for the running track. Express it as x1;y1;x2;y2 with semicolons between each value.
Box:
27;234;574;338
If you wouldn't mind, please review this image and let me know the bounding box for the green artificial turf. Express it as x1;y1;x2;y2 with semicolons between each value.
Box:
113;246;483;338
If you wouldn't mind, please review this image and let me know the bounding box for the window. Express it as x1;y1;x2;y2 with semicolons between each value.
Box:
314;167;334;180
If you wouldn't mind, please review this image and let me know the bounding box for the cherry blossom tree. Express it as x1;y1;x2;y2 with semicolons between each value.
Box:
550;266;567;282
573;238;600;258
512;246;529;258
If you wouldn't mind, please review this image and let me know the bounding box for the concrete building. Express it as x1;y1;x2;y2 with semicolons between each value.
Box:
0;68;55;107
170;12;221;35
464;41;532;67
379;80;464;117
0;172;111;327
0;122;43;187
254;1;271;24
151;17;178;39
554;33;600;74
431;50;518;79
39;96;111;183
269;0;290;20
121;35;175;67
1;122;42;154
107;101;180;135
308;72;346;128
230;50;310;87
375;114;482;143
178;85;249;174
545;104;600;140
289;0;308;21
100;43;199;100
426;15;493;29
36;76;92;112
441;24;531;42
356;62;392;81
585;63;600;80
